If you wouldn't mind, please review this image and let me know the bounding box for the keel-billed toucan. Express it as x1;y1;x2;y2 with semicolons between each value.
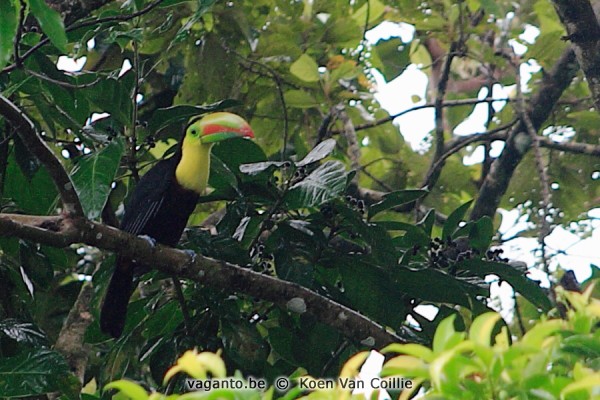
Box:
100;112;254;338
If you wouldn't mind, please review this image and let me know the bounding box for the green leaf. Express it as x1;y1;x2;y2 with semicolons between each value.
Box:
0;349;78;397
104;379;149;400
209;154;238;191
368;189;428;218
0;319;49;347
71;139;124;220
290;54;320;82
469;312;501;347
459;259;552;311
4;153;57;215
296;139;336;166
371;37;411;82
29;0;68;52
284;90;319;108
561;335;600;357
340;261;407;327
0;0;18;70
143;301;184;338
432;315;462;353
391;267;473;307
352;0;386;25
284;161;347;209
442;199;473;240
469;216;494;251
146;100;241;135
14;134;40;180
239;161;286;175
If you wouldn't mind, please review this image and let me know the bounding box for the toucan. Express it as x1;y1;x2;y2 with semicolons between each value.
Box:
100;112;255;338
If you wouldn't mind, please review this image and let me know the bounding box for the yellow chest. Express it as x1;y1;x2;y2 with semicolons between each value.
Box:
175;143;212;194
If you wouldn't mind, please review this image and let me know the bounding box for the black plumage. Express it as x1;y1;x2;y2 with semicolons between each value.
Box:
100;151;199;338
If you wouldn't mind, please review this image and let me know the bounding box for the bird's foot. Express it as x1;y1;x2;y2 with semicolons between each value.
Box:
182;249;197;266
138;235;157;248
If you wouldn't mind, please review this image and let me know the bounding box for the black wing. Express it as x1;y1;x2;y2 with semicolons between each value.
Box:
120;156;179;235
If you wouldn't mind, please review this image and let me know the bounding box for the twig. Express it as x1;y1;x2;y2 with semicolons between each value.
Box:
0;95;83;217
330;97;513;134
13;0;26;67
512;290;526;336
421;121;516;189
338;107;361;182
223;43;289;160
24;68;100;89
513;60;553;281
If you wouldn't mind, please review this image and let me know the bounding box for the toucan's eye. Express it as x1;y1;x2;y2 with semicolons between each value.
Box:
190;129;199;136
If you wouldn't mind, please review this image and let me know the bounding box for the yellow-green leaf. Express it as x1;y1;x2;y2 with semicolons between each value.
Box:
469;312;501;347
352;0;386;25
560;373;600;399
284;89;319;108
290;54;320;82
104;380;149;400
381;343;434;362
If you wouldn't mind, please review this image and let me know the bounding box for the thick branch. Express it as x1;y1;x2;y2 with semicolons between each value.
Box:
470;48;579;221
552;0;600;111
0;214;404;347
0;95;83;217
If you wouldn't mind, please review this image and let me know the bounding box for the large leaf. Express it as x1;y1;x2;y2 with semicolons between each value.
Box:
146;99;241;135
296;139;336;167
0;319;49;348
239;161;286;176
28;0;68;52
209;154;238;191
341;261;407;326
284;90;319;108
0;0;18;70
371;37;411;82
0;349;78;397
290;54;320;83
442;199;473;240
469;216;494;252
4;154;57;215
459;259;552;311
71;139;124;220
14;134;41;180
368;189;428;219
284;161;347;209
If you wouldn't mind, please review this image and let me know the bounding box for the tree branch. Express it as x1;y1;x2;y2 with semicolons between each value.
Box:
470;47;579;221
552;0;600;111
331;97;513;135
0;95;84;217
537;136;600;156
0;213;404;348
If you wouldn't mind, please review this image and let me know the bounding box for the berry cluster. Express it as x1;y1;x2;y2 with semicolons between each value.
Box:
486;248;509;263
344;195;366;215
250;243;275;275
428;237;477;269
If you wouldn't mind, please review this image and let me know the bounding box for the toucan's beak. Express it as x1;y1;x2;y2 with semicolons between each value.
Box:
199;112;255;144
